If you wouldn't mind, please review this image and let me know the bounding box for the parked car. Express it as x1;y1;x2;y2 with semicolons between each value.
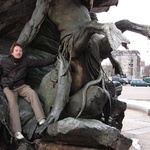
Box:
112;81;122;96
127;78;132;84
143;77;150;83
122;77;130;84
112;76;127;85
130;79;150;87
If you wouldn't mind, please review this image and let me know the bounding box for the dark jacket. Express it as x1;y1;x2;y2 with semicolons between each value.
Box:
0;55;56;89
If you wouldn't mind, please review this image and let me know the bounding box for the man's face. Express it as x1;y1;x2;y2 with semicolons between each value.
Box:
11;46;23;59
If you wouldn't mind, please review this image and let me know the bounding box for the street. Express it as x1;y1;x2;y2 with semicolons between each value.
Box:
119;85;150;150
118;85;150;101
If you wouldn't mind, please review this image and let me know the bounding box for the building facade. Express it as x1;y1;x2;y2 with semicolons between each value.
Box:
112;50;141;79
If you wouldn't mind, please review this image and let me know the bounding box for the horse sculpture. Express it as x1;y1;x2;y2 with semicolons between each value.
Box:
1;0;150;149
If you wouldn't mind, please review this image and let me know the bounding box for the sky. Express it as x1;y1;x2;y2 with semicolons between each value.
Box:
97;0;150;65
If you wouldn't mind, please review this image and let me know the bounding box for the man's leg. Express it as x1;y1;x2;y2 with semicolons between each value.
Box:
17;84;45;123
3;87;21;133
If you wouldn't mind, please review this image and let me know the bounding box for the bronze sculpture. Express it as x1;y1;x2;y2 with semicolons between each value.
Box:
1;0;150;149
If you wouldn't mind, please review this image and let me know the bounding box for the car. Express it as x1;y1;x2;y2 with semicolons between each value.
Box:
112;81;122;96
143;77;150;83
122;77;130;84
112;76;127;85
130;79;150;87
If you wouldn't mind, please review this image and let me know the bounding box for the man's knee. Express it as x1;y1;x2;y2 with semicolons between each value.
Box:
28;89;38;100
23;85;36;95
22;85;38;102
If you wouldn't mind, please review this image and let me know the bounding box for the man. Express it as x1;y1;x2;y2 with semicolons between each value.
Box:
0;42;56;140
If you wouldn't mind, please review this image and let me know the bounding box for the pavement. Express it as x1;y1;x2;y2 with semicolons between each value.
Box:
119;99;150;150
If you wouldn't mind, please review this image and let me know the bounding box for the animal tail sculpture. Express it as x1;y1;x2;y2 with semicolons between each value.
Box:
76;75;102;118
101;77;111;124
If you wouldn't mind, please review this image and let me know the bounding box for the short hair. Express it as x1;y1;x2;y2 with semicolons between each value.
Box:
10;42;22;53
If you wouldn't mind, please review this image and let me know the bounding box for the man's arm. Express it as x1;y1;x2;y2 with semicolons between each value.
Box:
27;56;56;68
17;0;50;47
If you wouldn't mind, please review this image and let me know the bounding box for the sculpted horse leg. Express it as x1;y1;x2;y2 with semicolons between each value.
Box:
116;19;150;38
102;19;150;75
72;20;130;55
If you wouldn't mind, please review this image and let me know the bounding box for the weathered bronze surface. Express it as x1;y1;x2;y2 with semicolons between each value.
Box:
0;0;150;149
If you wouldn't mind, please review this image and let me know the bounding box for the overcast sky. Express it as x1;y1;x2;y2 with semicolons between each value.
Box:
97;0;150;65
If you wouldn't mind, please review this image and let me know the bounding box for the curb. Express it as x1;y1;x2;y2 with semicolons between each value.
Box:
120;99;150;116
